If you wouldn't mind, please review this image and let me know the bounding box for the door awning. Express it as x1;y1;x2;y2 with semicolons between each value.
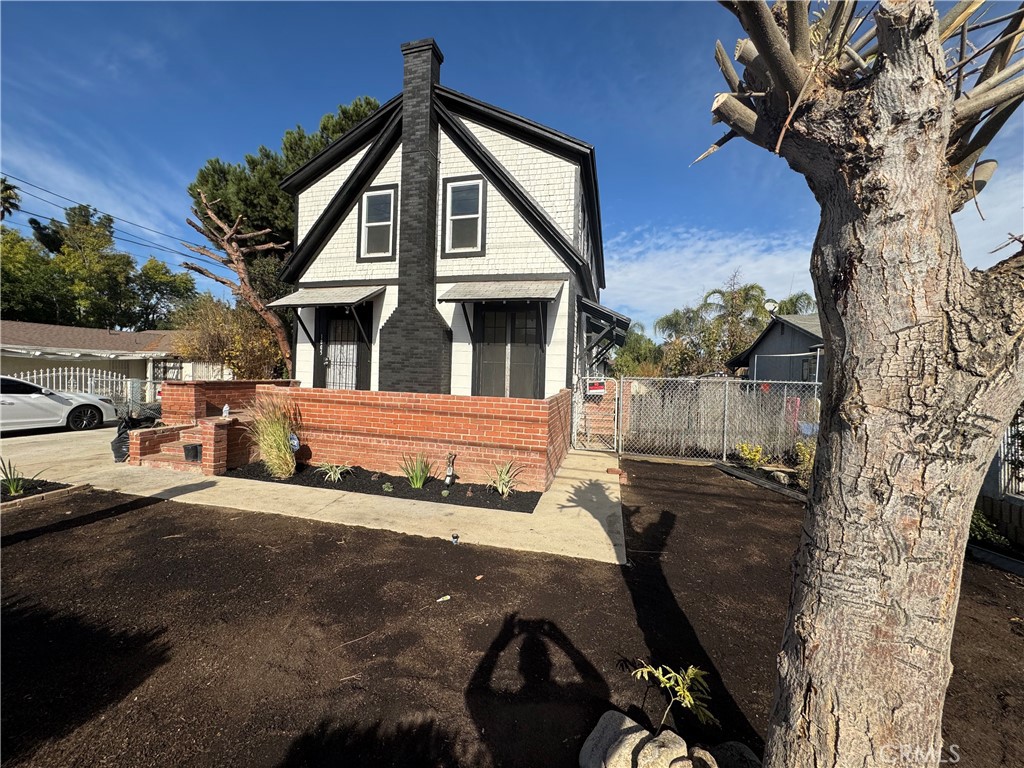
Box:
437;280;563;303
267;285;385;308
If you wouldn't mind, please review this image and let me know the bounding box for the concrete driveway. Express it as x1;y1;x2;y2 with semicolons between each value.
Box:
1;427;625;564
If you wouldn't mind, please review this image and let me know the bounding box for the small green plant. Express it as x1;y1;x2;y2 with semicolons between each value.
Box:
382;482;394;493
794;438;816;488
486;460;524;499
970;507;1011;549
399;452;435;489
315;462;353;483
735;441;768;470
0;458;43;497
246;393;299;479
632;659;719;732
441;489;450;498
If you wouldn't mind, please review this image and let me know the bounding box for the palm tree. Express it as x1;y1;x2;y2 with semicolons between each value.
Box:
699;273;769;360
774;291;816;315
1;177;20;221
653;307;704;342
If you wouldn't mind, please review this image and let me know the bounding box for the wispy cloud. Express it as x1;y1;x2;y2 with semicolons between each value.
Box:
601;224;815;335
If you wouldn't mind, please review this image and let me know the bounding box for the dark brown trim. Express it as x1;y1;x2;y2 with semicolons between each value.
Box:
440;174;486;258
280;109;403;283
436;85;606;290
356;183;399;263
280;94;402;195
298;278;401;288
435;101;596;300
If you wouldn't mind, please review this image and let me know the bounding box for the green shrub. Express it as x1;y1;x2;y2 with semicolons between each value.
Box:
970;507;1011;548
794;438;816;488
315;462;353;483
246;393;299;479
486;460;524;499
382;482;394;493
399;453;434;489
735;442;768;470
632;659;718;732
0;458;43;497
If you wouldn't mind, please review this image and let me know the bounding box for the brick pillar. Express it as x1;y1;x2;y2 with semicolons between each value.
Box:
377;38;452;394
200;419;229;476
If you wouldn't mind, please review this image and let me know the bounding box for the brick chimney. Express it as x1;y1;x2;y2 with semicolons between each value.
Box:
377;38;452;394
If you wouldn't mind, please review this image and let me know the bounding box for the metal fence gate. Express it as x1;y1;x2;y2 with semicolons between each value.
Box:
572;376;822;466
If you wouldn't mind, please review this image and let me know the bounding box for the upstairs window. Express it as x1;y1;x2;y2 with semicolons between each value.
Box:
444;177;485;256
359;186;396;260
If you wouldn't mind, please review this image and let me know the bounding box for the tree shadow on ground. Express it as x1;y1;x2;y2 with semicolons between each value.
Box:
0;597;171;763
566;477;764;754
276;716;464;768
465;614;611;766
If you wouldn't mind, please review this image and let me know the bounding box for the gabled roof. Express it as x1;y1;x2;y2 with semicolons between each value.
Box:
435;101;595;299
279;108;403;283
277;80;606;295
726;314;823;369
279;94;403;196
1;321;180;356
435;86;606;289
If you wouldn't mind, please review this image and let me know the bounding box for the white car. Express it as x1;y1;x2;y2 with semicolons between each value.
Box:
0;375;118;431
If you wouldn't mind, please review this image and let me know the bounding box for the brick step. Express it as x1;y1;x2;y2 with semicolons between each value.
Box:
140;454;204;474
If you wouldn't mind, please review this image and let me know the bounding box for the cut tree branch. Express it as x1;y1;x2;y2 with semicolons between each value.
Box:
938;0;984;42
789;1;812;64
975;2;1024;85
715;40;742;92
735;1;808;102
953;74;1024;125
711;94;767;148
691;131;738;166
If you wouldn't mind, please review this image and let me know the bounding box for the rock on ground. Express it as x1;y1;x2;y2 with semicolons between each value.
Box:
709;741;761;768
580;710;693;768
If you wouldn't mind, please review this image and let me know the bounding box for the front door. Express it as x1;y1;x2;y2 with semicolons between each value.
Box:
313;306;371;390
473;303;545;399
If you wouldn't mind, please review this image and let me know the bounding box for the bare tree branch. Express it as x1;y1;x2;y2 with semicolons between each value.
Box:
691;131;738;166
949;94;1023;171
735;1;808;101
954;74;1024;125
181;262;240;292
968;55;1024;97
789;1;812;64
715;40;743;92
975;1;1024;85
938;0;985;41
711;94;767;147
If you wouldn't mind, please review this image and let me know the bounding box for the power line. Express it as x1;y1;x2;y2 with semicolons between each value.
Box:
4;207;233;276
0;171;215;250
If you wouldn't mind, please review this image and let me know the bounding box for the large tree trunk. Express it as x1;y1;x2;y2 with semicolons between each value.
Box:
763;3;1024;766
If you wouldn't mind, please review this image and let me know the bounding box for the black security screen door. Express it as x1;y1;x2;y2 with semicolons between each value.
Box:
474;303;544;399
313;305;371;390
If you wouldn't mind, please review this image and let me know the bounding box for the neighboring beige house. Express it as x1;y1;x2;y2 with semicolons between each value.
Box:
272;38;629;399
0;320;225;382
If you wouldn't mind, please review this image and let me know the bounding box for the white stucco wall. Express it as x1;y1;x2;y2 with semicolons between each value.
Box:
300;145;402;283
436;127;570;279
460;118;578;240
296;144;370;243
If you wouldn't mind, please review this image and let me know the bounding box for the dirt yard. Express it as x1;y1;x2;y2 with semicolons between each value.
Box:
1;461;1020;767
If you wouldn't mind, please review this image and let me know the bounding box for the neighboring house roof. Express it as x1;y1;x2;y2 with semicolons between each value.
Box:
0;321;181;358
277;82;605;297
726;314;823;369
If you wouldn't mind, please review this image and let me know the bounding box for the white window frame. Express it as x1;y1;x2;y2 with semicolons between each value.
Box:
361;189;394;258
446;179;483;253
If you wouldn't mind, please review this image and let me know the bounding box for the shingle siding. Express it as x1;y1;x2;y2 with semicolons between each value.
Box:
296;145;370;244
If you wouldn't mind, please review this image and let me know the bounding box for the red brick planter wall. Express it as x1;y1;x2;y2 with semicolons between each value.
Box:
160;380;296;424
254;384;573;491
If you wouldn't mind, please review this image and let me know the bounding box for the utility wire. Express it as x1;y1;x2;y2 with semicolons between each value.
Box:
0;171;220;251
5;207;232;275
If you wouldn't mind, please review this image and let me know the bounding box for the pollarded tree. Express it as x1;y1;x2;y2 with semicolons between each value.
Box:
701;1;1023;765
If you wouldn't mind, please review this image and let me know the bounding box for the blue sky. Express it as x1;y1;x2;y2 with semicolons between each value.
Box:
2;1;1021;334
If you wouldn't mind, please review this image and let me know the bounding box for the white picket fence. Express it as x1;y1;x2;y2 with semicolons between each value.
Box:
11;367;158;416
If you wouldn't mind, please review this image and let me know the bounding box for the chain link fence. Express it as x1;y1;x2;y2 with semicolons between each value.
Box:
573;376;822;467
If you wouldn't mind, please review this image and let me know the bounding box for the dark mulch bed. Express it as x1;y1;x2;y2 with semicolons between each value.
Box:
225;461;541;514
1;480;69;505
1;464;1019;767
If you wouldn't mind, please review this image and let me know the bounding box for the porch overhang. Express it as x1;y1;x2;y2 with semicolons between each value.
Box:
437;280;563;304
267;285;386;308
578;297;630;367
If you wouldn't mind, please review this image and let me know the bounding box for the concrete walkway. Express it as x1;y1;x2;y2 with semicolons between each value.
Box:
1;427;625;564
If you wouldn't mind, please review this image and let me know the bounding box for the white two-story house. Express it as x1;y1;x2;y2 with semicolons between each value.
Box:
271;38;628;398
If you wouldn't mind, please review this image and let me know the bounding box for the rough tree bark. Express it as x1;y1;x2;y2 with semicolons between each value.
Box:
707;2;1024;765
181;190;293;375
